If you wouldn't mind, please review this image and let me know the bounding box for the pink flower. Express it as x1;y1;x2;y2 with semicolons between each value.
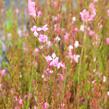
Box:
105;38;109;45
18;99;23;105
88;30;95;36
60;103;65;109
57;62;65;69
34;106;37;109
89;3;96;19
80;9;90;22
14;96;23;109
87;27;96;37
0;69;7;77
43;102;49;109
44;68;53;76
36;25;48;32
31;25;48;33
46;41;52;48
67;51;80;63
42;25;48;32
80;3;96;22
107;9;109;16
15;106;20;109
49;57;59;67
93;0;98;3
37;10;42;17
28;0;36;17
64;33;69;41
45;55;52;62
15;8;19;14
31;26;37;32
34;48;39;53
45;53;65;69
38;34;48;43
36;27;42;31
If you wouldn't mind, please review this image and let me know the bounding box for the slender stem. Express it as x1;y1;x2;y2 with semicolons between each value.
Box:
76;24;87;108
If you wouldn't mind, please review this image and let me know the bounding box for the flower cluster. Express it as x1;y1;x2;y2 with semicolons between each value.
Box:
31;25;48;43
67;40;80;63
28;0;36;17
28;0;42;17
80;3;96;22
45;53;65;69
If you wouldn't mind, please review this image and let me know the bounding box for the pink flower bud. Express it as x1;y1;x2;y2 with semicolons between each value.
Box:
105;38;109;45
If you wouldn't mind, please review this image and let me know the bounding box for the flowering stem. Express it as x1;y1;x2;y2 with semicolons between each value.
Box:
76;23;87;107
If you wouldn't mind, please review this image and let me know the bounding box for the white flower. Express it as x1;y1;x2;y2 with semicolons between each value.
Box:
73;54;80;63
107;91;109;96
68;45;73;51
31;26;37;32
33;31;38;37
74;41;79;48
80;24;85;32
72;17;76;22
103;76;107;83
52;53;56;59
55;36;61;42
46;41;52;48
